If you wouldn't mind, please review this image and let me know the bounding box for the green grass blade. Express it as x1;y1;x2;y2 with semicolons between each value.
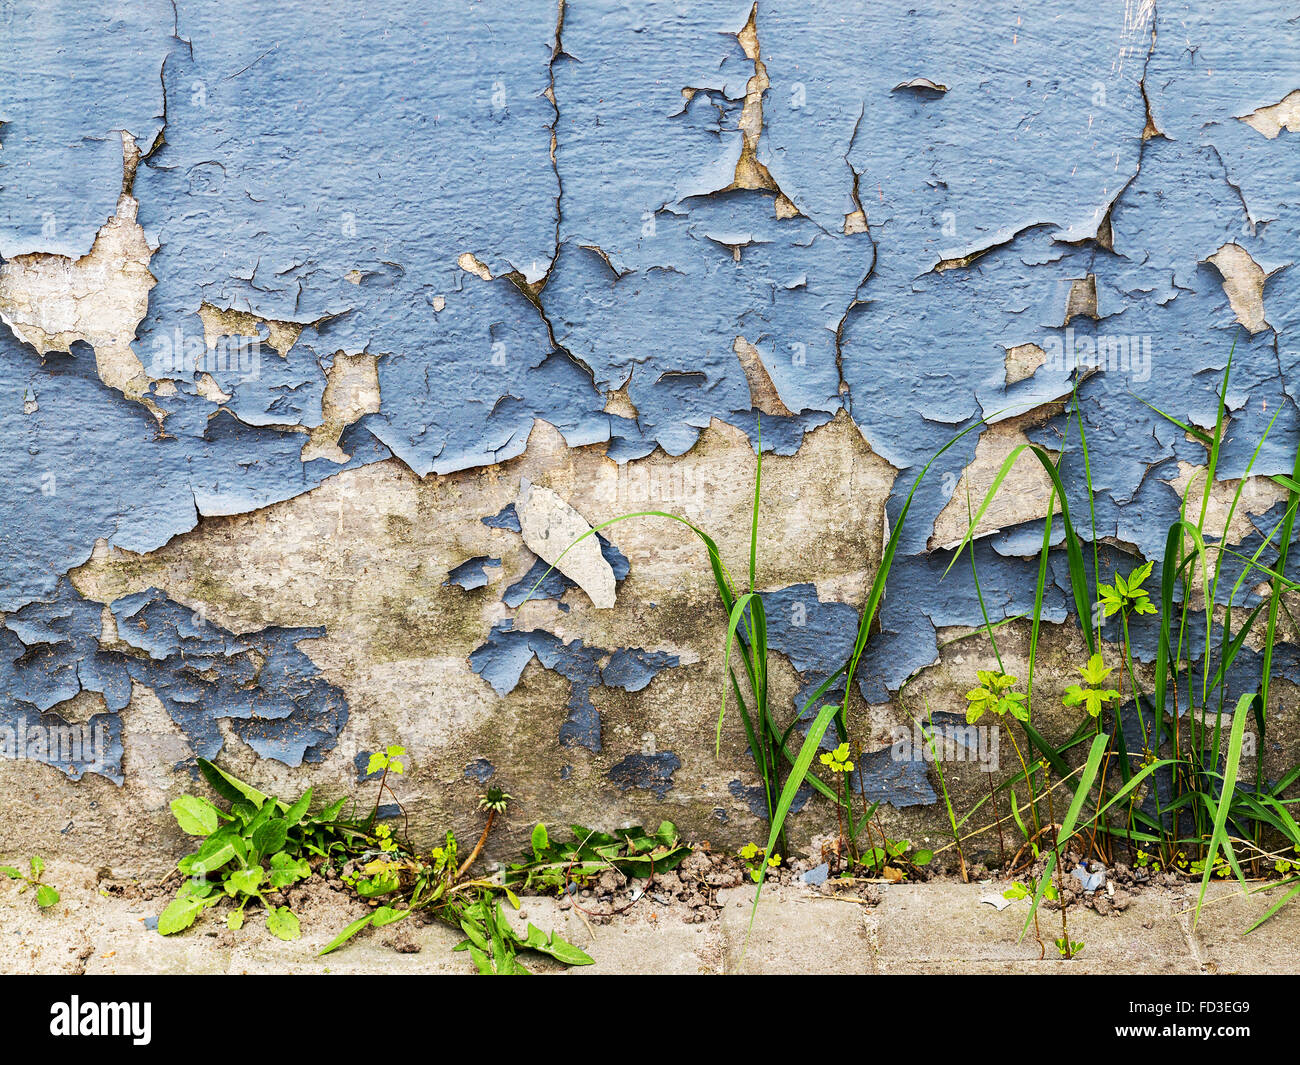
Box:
1193;692;1254;928
742;699;842;952
1245;880;1300;934
1021;733;1108;940
1259;436;1300;791
717;592;757;755
749;417;762;591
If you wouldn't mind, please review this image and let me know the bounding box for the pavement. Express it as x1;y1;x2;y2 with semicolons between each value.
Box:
3;861;1297;974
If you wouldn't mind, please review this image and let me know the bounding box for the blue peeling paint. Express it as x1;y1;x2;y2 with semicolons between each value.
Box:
445;556;501;591
0;1;170;258
469;620;679;753
602;647;681;693
0;582;345;779
849;747;937;809
4;0;1300;817
730;777;811;820
464;757;496;783
481;504;522;533
607;752;681;798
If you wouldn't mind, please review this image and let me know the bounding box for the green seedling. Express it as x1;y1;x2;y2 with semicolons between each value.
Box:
1062;654;1121;718
964;670;1028;724
507;821;689;893
1055;936;1084;959
738;842;781;883
1;856;59;909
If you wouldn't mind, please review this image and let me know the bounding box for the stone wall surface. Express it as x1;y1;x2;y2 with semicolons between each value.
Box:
1;0;1299;871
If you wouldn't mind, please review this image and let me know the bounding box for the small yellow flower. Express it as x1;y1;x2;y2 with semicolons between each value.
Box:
819;742;855;774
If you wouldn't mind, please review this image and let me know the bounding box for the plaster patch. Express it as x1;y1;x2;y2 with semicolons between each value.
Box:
197;303;303;359
1205;243;1271;335
930;409;1063;551
517;478;617;609
1004;343;1047;386
0;192;156;406
734;336;796;417
1238;89;1300;138
301;351;382;463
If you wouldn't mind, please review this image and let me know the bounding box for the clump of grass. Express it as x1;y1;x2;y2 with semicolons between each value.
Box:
946;339;1300;933
526;419;985;929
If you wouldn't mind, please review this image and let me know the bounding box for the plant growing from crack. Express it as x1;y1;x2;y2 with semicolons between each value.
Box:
157;757;590;974
819;742;857;862
964;668;1040;871
364;744;409;840
1;856;59;909
455;787;512;879
1063;653;1121;721
738;842;781;883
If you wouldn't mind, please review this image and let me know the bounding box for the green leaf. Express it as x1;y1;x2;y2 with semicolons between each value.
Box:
225;867;265;897
531;823;549;862
371;906;410;928
354;872;400;898
0;866;22;879
29;856;45;877
197;758;280;810
521;924;594;966
267;852;311;889
319;796;348;822
912;849;934;866
158;895;206;935
319;914;375;956
282;789;313;827
266;906;301;941
170;795;221;836
35;884;59;908
251;819;289;857
227;909;245;931
181;835;238;876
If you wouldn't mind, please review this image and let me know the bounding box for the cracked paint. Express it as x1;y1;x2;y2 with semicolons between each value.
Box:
2;0;1300;842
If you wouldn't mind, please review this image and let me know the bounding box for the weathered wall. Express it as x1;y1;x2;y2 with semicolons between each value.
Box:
1;0;1299;870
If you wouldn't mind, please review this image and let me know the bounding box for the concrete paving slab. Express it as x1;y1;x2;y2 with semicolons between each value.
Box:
9;863;1300;974
1180;881;1300;975
872;881;1199;972
717;885;876;974
500;897;724;974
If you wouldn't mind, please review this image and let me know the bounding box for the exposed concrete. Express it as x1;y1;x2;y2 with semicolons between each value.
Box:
0;188;157;407
0;413;898;871
517;478;617;608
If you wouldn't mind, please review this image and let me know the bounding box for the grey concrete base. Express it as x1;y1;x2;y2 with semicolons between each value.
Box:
4;862;1298;974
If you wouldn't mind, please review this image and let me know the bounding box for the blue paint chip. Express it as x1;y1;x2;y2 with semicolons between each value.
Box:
464;757;496;783
445;556;501;591
606;752;681;799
